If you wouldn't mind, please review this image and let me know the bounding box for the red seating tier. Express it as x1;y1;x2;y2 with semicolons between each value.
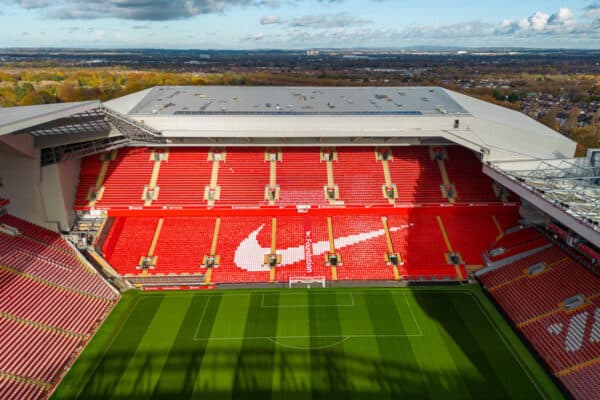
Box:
520;300;600;372
445;146;497;202
0;214;71;252
479;242;600;400
325;215;393;280
152;147;212;206
103;217;159;275
492;257;600;324
441;213;504;266
83;148;154;208
0;375;47;400
0;214;116;398
153;217;215;274
0;317;81;383
478;247;564;289
218;148;270;206
0;269;110;335
560;364;600;400
210;216;273;283
388;147;444;203
101;210;514;282
277;147;329;206
335;147;386;205
75;145;507;208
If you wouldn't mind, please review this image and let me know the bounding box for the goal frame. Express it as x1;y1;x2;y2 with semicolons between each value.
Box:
289;276;327;288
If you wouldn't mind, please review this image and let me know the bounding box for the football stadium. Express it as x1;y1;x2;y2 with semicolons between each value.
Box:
0;86;598;399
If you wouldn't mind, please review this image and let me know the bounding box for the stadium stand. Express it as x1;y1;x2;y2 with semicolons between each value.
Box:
152;147;212;207
0;214;117;399
218;148;271;206
75;146;506;209
478;228;600;399
97;210;510;283
335;147;386;205
76;147;154;209
102;217;160;275
444;146;498;202
276;147;330;206
561;364;600;400
387;147;444;203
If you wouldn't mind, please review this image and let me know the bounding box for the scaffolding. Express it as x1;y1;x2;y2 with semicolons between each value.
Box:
493;158;600;233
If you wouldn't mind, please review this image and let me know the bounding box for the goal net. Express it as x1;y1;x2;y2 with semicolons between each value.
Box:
289;276;327;288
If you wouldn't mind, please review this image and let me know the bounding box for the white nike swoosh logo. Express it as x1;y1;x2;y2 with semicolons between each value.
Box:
234;223;409;271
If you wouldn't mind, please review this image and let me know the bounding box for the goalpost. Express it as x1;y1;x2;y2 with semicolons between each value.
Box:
289;276;327;288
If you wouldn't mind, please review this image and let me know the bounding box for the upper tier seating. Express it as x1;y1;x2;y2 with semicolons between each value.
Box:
335;147;386;205
76;146;503;209
218;148;270;206
277;147;329;206
445;146;497;202
387;147;444;203
76;147;154;208
152;147;212;206
0;214;117;399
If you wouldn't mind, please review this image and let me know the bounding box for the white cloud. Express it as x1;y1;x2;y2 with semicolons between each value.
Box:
260;15;280;25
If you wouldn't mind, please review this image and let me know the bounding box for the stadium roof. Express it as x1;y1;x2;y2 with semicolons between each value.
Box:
123;86;470;116
0;101;100;136
104;86;576;162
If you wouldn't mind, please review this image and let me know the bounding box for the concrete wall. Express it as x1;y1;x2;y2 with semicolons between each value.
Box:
40;158;80;231
0;144;51;229
0;140;80;232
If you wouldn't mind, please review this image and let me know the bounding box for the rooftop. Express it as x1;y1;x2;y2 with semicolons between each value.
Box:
127;86;470;116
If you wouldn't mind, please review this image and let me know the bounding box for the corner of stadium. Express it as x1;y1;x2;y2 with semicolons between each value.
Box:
0;85;598;399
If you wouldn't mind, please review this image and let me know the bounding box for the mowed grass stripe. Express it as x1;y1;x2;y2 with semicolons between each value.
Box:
364;291;428;399
111;294;192;398
149;294;217;399
192;292;250;397
232;292;280;399
308;290;350;398
421;292;509;398
338;292;390;400
272;292;312;400
409;292;476;398
76;293;165;399
459;292;544;399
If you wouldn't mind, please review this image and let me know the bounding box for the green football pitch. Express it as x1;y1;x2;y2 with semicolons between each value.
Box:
52;286;564;400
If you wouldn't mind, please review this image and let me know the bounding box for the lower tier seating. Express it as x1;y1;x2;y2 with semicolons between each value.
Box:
560;364;600;400
478;241;600;400
489;257;599;324
101;208;519;283
0;376;46;400
0;214;117;399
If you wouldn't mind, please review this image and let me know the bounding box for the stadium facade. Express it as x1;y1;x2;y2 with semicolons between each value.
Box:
0;86;599;400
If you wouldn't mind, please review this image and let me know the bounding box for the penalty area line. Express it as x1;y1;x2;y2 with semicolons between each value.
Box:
192;333;424;342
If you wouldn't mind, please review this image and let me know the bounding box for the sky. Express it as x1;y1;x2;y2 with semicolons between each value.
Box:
0;1;599;49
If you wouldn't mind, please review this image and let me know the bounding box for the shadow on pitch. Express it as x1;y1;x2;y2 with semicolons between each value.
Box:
74;346;443;400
